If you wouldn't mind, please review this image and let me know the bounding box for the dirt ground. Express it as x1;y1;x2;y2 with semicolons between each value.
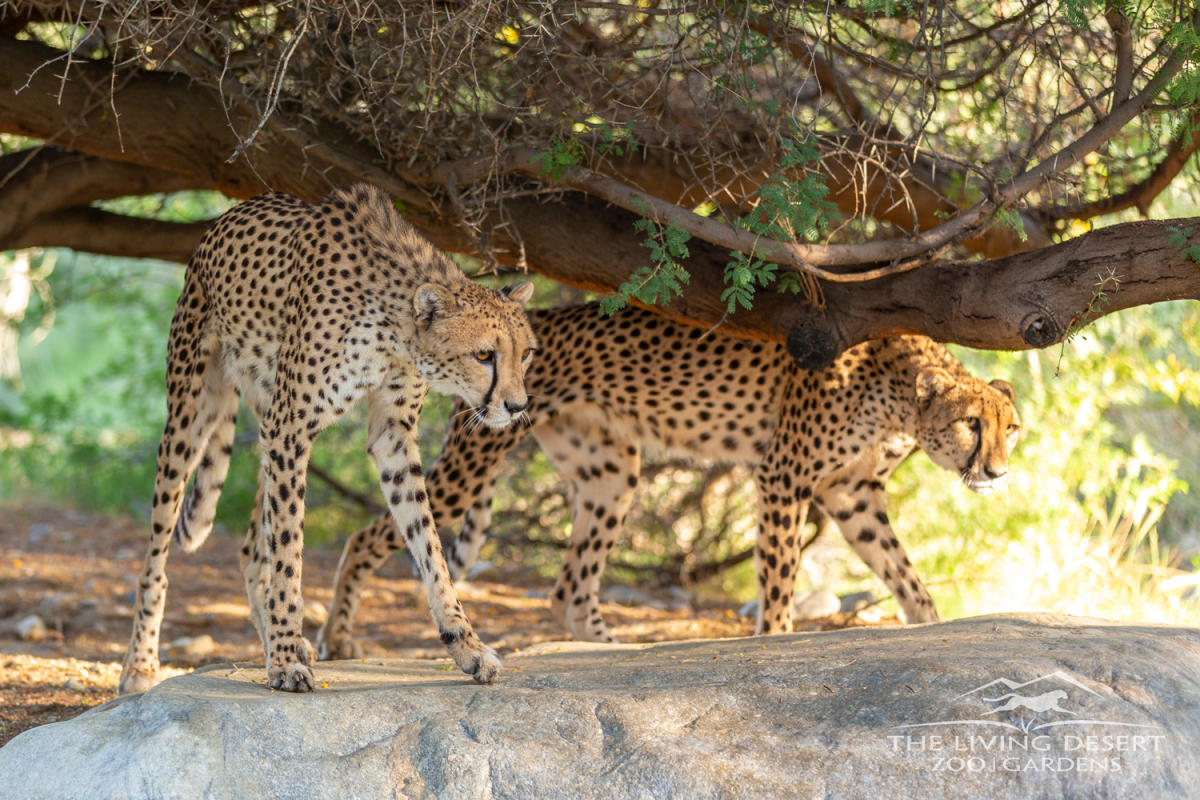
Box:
0;502;888;747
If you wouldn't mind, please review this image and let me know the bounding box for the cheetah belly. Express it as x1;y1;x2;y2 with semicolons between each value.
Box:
217;339;279;420
538;397;774;467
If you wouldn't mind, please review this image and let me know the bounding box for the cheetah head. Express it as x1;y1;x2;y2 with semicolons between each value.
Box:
913;368;1020;495
410;280;538;429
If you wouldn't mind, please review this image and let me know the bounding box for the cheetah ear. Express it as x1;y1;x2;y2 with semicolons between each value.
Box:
915;367;956;404
989;379;1015;402
501;281;535;306
414;283;457;326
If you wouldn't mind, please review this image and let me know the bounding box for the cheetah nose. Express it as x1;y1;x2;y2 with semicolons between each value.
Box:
504;399;528;414
983;464;1007;480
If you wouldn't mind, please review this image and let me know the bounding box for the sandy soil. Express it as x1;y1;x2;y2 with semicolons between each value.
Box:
0;502;887;747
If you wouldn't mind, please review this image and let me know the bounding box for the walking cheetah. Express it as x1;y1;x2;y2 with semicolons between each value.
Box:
317;303;1019;654
118;184;536;694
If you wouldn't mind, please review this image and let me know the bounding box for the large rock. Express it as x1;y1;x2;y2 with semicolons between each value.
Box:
1;613;1198;799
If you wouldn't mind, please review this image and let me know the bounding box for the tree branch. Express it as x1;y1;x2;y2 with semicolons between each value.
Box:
0;146;203;242
1;206;208;261
4;31;1200;368
1037;110;1200;222
491;190;1200;366
1106;4;1134;109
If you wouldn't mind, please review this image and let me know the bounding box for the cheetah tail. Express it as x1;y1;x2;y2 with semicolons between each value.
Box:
173;391;239;553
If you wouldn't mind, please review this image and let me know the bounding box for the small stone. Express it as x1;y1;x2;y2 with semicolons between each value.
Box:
302;601;328;627
14;615;47;642
169;634;216;657
61;677;84;691
665;587;692;612
839;591;875;614
466;560;495;579
793;590;840;620
600;584;656;607
737;599;759;619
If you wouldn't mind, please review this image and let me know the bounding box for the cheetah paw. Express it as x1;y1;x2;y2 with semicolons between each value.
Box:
316;631;364;661
118;666;159;695
446;638;501;685
268;662;316;692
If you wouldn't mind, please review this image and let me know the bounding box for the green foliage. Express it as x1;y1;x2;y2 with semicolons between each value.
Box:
859;0;916;17
601;128;835;316
1058;0;1100;31
719;131;834;312
721;254;778;312
740;134;834;244
531;122;636;181
991;206;1029;243
1166;224;1200;262
600;219;692;315
530;135;586;182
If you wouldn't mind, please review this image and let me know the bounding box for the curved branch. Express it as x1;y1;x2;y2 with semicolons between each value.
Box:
1037;110;1200;222
0;146;201;242
1106;4;1134;109
2;206;209;261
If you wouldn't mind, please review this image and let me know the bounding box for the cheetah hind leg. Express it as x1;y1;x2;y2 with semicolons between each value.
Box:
446;494;494;582
120;329;231;693
542;424;640;643
316;514;399;660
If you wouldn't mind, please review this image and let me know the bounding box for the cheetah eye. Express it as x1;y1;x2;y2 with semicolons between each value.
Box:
474;349;495;364
1007;423;1019;435
962;416;979;429
522;347;536;362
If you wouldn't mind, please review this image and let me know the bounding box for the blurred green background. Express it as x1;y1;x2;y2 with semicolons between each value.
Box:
1;190;1198;626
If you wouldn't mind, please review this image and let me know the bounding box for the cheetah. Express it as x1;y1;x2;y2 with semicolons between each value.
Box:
316;303;1019;654
118;184;537;694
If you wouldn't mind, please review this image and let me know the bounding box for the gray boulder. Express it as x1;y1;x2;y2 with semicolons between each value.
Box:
1;613;1197;799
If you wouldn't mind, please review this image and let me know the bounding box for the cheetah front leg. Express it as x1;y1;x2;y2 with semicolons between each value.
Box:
239;466;317;663
813;462;939;624
365;384;499;684
257;416;320;692
318;403;523;660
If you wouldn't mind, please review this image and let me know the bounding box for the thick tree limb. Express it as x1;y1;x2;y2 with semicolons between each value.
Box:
1;206;208;261
0;147;203;242
490;192;1200;366
3;35;1199;369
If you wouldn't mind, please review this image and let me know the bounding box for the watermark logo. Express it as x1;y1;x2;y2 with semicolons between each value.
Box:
888;670;1166;775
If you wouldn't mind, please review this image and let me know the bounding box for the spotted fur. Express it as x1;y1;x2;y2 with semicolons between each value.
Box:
317;303;1019;653
118;184;536;694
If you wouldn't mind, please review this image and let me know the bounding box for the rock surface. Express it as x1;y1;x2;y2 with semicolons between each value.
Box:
1;613;1198;799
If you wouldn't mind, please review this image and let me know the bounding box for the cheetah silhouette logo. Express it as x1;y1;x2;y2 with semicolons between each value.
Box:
891;669;1162;738
982;688;1074;715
